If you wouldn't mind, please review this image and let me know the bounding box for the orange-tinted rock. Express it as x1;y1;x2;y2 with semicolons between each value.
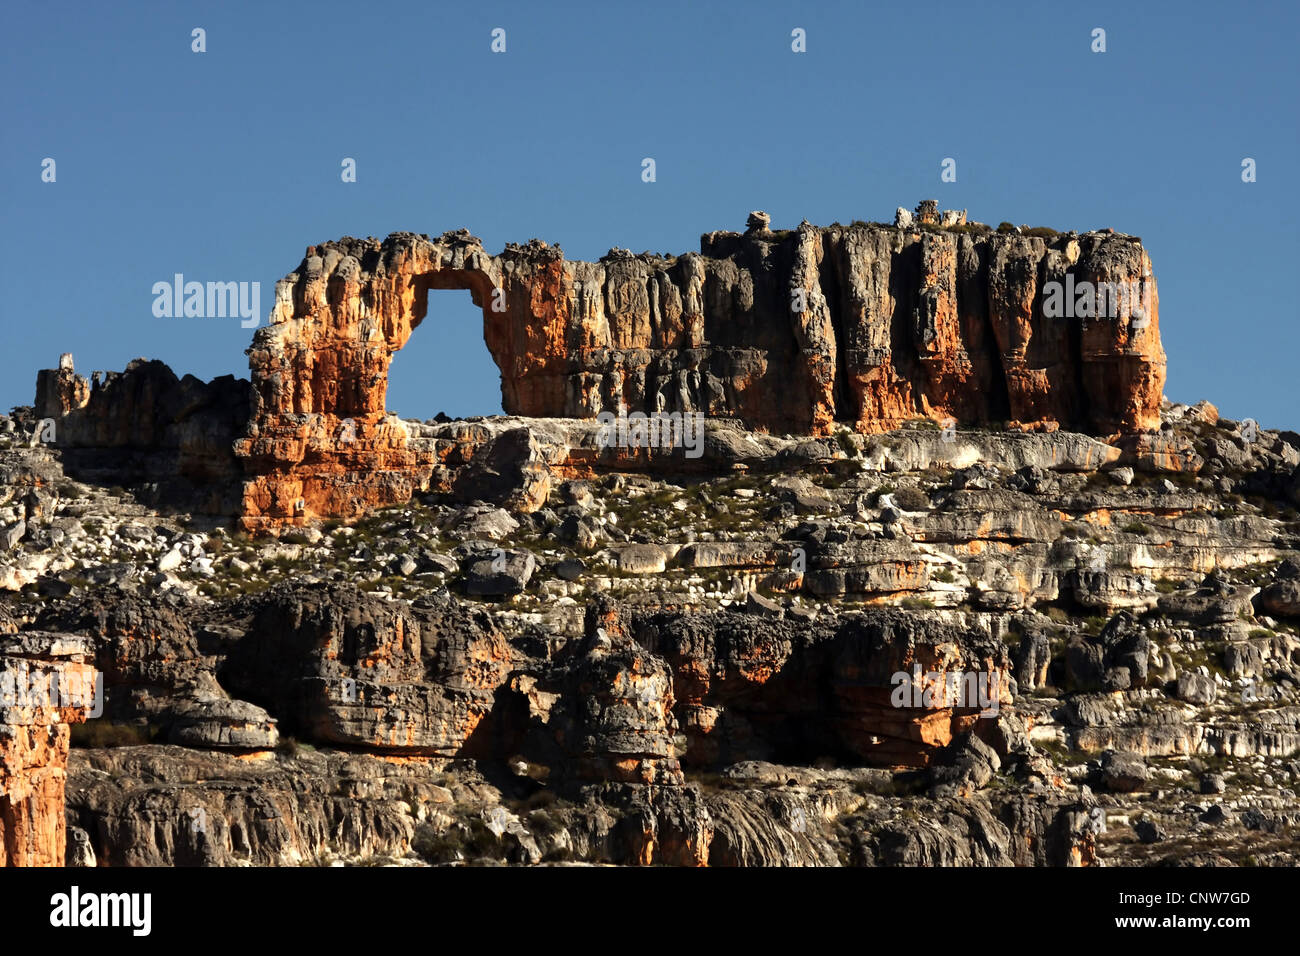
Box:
1;634;97;867
234;219;1165;530
34;367;89;421
631;605;1012;769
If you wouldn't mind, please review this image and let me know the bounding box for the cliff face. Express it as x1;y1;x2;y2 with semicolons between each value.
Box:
0;634;97;867
234;214;1164;529
34;357;251;517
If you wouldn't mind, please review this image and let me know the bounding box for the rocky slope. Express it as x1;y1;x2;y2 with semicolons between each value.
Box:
2;386;1298;867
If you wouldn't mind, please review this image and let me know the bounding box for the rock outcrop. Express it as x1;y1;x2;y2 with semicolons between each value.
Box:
2;388;1299;867
231;210;1164;528
1;633;97;866
34;356;251;517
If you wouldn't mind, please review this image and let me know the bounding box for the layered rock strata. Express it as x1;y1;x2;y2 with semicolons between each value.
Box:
233;213;1163;528
2;396;1298;866
0;634;97;866
33;357;251;516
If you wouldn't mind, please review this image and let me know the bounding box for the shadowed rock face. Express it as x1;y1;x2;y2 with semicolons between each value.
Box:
233;220;1164;529
33;358;252;517
627;606;1011;769
219;585;511;756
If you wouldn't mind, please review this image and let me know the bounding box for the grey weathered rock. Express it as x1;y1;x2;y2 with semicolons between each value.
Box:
0;520;24;550
1133;819;1164;844
65;826;96;866
1100;752;1150;793
1199;804;1230;825
555;558;585;581
743;590;784;617
451;427;551;513
167;696;279;750
1174;672;1216;706
464;549;536;597
930;733;1001;797
612;544;668;574
1259;578;1300;617
1013;632;1052;691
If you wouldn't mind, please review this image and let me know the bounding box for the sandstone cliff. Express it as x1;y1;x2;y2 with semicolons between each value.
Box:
233;209;1164;529
34;357;251;517
0;634;97;867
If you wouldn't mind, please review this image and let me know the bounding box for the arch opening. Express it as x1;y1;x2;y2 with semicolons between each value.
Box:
386;288;505;421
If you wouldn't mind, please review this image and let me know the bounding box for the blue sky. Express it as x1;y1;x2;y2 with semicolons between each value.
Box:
3;0;1297;426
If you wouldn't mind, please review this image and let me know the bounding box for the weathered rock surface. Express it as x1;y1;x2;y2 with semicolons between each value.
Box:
1;634;97;866
3;396;1299;866
220;585;511;755
34;357;251;517
10;213;1300;870
220;212;1164;528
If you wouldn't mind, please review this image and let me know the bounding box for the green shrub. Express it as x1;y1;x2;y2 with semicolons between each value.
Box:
871;484;897;505
412;811;502;864
892;487;930;512
411;822;462;863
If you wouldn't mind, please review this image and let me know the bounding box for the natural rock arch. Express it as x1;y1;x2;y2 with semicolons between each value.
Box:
234;217;1165;530
235;231;526;530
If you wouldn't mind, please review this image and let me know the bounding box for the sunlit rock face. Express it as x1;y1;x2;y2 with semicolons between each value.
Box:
0;634;97;867
234;217;1163;529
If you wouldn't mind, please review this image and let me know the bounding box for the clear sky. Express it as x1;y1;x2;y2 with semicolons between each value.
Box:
3;0;1297;427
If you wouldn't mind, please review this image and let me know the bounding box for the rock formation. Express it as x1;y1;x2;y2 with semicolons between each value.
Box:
33;356;251;516
31;206;1294;871
2;383;1300;866
229;208;1164;528
1;634;97;866
26;208;1167;531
